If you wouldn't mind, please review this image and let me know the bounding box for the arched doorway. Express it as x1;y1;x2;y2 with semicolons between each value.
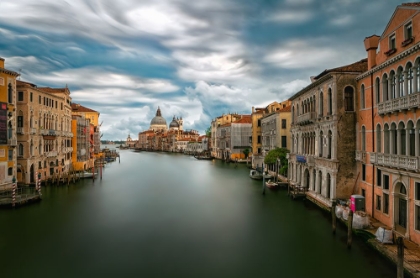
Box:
30;164;35;183
394;182;408;234
304;169;310;188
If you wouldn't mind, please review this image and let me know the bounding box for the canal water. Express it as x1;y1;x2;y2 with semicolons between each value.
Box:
1;148;398;278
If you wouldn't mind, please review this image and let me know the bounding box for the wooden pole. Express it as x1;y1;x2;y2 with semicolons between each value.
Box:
262;162;266;195
332;200;337;234
347;210;353;248
397;236;404;278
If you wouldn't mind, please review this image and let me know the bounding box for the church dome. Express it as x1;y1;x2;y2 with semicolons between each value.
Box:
150;107;167;130
169;116;179;128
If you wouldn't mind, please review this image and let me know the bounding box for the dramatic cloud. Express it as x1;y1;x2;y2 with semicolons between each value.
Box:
0;0;411;140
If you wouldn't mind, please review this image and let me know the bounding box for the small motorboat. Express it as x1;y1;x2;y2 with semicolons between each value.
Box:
81;172;98;179
249;170;263;180
265;180;279;189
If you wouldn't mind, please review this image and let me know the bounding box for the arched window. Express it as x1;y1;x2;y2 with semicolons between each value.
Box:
376;124;382;153
383;73;389;101
399;122;406;155
319;131;323;157
398;67;404;97
407;62;413;95
375;77;380;104
318;171;322;194
391;123;397;155
328;88;332;115
326;173;331;199
18;144;23;157
390;70;396;99
328;130;332;158
361;84;365;109
319;92;323;117
417;62;420;93
384;124;390;154
408;121;415;156
8;83;12;103
344;86;354;111
292;107;295;123
361;126;366;151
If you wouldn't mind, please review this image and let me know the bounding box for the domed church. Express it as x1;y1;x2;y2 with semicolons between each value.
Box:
169;116;183;131
149;107;167;131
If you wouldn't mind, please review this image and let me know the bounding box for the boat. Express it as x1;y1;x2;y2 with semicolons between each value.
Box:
249;170;263;180
81;172;98;179
194;155;213;160
265;180;279;189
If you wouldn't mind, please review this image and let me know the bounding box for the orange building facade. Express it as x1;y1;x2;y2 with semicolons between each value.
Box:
356;3;420;244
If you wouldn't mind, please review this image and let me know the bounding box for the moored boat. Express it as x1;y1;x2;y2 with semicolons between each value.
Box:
249;169;263;180
265;180;279;189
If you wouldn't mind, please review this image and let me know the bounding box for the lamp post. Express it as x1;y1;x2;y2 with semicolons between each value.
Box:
12;176;16;207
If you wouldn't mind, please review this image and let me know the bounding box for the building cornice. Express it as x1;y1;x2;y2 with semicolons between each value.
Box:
356;42;420;80
0;68;19;77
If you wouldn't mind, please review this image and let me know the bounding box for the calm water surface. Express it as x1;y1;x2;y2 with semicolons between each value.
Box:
1;148;397;278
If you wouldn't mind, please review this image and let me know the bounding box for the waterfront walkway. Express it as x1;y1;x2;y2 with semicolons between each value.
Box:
364;218;420;277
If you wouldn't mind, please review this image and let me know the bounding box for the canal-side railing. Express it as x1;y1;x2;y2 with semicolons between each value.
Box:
0;187;41;205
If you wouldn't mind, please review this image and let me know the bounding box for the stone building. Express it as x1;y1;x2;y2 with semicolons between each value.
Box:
289;59;367;209
356;3;420;244
251;100;291;168
0;58;19;189
16;80;73;184
211;113;243;158
71;103;101;155
215;115;251;160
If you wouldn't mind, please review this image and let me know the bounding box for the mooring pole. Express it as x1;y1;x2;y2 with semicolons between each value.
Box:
347;210;353;248
262;162;266;195
332;200;337;234
397;236;404;278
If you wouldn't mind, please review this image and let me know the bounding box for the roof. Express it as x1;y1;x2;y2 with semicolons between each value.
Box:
38;87;69;94
278;105;291;112
71;103;98;113
313;59;368;80
17;80;37;88
402;2;420;7
233;115;252;124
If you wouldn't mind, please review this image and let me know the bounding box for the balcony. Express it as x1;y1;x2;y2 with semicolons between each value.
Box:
296;112;316;125
378;92;420;115
30;128;37;135
48;130;56;136
370;153;419;171
355;150;366;162
17;127;24;135
8;139;17;146
40;129;49;135
67;147;73;152
46;151;58;157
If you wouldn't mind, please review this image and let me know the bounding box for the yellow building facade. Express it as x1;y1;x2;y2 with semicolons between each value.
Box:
0;58;19;190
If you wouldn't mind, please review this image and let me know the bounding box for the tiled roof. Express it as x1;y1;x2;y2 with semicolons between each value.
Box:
71;103;98;113
233;115;252;124
402;2;420;7
17;80;37;87
278;105;291;112
314;59;368;80
38;87;68;94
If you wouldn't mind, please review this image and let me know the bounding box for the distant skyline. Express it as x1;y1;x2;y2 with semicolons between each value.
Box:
0;0;413;140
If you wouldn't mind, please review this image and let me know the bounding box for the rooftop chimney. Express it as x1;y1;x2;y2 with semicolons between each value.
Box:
364;35;380;70
0;57;4;68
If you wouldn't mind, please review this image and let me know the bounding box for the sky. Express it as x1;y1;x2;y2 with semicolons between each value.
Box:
0;0;414;140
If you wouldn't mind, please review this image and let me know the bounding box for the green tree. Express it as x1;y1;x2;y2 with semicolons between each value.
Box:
264;147;289;176
205;126;211;137
243;148;250;165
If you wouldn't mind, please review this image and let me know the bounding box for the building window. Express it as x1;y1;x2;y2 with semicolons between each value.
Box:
8;84;12;103
361;126;366;151
18;144;24;157
362;164;366;181
282;119;286;129
281;136;287;148
376;195;382;210
361;85;365;109
361;189;365;197
344;86;354;111
383;175;389;190
257;136;261;144
319;92;323;116
389;34;396;50
405;23;413;40
8;167;12;176
416;182;420;201
39;96;41;104
30;92;33;102
377;168;382;186
257;119;261;127
8;150;13;161
18;91;24;101
375;77;380;104
383;193;389;214
328;88;332;115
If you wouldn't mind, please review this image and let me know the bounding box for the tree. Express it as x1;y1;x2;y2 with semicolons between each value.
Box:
264;147;289;176
205;126;211;137
243;148;250;165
